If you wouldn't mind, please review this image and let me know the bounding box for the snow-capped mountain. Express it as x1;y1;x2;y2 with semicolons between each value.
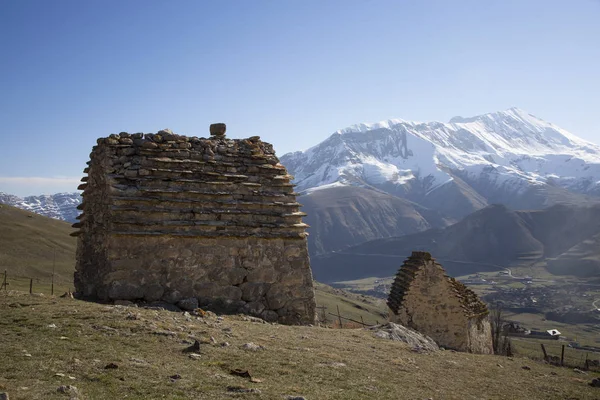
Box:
0;192;81;222
282;108;600;219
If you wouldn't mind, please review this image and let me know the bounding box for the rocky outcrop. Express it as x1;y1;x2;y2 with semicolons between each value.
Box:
73;125;316;325
387;251;493;354
368;322;439;352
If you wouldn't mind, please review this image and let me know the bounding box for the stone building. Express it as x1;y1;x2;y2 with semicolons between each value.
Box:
387;251;493;354
72;124;316;324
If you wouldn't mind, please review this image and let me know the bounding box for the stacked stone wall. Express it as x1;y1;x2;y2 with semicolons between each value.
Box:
73;128;316;325
388;251;493;354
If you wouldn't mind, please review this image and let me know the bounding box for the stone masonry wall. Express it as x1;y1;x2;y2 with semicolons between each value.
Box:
387;251;493;354
73;126;316;325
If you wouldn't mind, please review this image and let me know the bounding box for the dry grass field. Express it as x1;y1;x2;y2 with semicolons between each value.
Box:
2;291;600;400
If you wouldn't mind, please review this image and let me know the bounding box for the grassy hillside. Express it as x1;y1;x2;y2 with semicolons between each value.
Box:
1;291;599;400
313;281;387;326
0;204;76;291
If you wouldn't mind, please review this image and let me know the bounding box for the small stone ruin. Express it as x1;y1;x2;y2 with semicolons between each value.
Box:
72;124;316;324
387;251;493;354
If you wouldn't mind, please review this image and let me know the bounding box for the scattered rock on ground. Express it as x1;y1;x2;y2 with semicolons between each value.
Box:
153;330;177;337
242;316;267;323
183;340;201;353
590;378;600;388
145;302;181;312
241;342;265;351
522;366;531;370
230;369;251;378
104;363;119;369
0;392;9;400
319;362;346;368
285;396;307;400
227;386;261;393
368;322;438;352
56;385;78;396
188;353;201;360
573;368;587;374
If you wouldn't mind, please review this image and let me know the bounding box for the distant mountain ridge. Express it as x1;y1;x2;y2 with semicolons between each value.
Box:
0;192;81;223
310;203;600;282
283;108;600;221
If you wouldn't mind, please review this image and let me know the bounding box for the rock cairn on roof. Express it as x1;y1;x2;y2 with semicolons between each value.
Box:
387;251;493;354
73;125;316;325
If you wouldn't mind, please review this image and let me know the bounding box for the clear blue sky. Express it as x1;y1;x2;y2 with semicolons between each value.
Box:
1;0;599;196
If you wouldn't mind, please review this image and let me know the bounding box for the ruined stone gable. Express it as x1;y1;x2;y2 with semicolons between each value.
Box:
387;251;493;354
72;124;316;325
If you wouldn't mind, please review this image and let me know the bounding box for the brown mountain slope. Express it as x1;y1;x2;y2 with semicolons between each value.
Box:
311;203;600;282
300;186;451;256
546;231;600;277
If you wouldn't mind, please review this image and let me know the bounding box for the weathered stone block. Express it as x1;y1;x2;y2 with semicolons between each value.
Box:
226;267;247;286
242;301;266;316
108;281;145;300
260;310;279;322
177;297;199;311
163;289;183;304
246;267;276;283
240;282;270;302
265;284;288;309
144;283;164;302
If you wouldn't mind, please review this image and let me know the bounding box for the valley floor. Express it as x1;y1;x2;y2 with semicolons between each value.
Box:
1;291;599;399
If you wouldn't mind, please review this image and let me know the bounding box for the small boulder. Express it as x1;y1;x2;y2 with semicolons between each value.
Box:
210;123;226;137
56;385;78;396
182;340;201;353
368;322;438;352
241;342;265;351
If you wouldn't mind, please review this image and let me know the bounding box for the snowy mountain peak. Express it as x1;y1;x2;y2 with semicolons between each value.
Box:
335;118;413;135
280;109;600;215
449;107;529;123
0;192;81;222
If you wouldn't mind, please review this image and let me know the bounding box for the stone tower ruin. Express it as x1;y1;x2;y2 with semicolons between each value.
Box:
387;251;493;354
72;124;316;324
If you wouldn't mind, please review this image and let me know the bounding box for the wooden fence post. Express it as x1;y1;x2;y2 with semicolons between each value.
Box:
1;270;6;291
336;305;342;328
561;345;565;366
540;343;548;361
585;353;589;370
51;248;55;296
29;278;33;294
